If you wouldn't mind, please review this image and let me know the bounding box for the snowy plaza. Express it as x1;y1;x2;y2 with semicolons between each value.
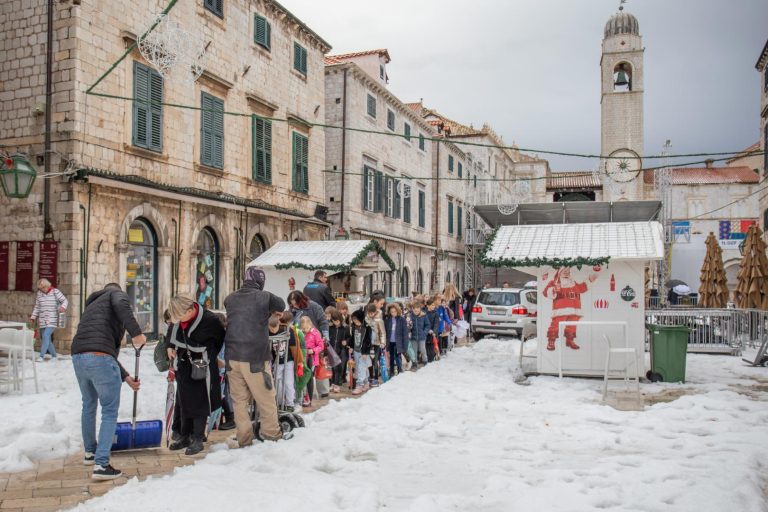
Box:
0;339;766;511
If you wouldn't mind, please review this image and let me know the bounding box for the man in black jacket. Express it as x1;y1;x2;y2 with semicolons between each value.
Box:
71;283;146;481
224;267;287;446
303;270;335;310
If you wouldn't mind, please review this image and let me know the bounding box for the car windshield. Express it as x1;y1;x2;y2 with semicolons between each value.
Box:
477;291;520;306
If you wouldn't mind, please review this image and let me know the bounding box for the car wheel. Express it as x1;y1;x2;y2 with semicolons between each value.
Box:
472;331;484;342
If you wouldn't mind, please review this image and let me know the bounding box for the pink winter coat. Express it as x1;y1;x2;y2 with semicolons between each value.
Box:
303;327;324;367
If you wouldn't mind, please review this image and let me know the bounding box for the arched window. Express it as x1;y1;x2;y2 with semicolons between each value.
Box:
455;271;461;291
196;228;219;309
417;269;424;294
400;268;410;297
126;218;157;337
446;271;451;284
613;62;632;92
248;234;267;261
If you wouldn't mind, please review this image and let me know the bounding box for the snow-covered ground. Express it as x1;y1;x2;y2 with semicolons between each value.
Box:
3;339;768;511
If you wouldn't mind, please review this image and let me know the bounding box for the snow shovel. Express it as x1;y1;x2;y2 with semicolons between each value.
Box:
112;343;163;451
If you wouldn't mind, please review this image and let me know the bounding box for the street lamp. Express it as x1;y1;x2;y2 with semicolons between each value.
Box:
0;154;37;199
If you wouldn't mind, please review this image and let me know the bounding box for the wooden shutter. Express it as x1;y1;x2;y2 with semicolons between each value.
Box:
367;94;376;118
132;62;149;148
448;200;454;234
255;15;271;50
403;187;411;223
458;206;463;237
294;43;307;74
387;110;395;130
448;155;454;172
301;135;309;192
292;133;309;193
201;93;224;169
458;162;463;179
374;171;384;212
394;179;401;219
404;123;411;141
252;116;271;183
362;166;370;210
149;70;163;151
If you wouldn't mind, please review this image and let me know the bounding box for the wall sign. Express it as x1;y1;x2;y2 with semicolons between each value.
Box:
15;241;34;292
0;242;8;291
39;241;58;287
620;285;636;302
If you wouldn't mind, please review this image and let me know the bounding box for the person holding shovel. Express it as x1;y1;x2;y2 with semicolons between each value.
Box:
71;283;146;481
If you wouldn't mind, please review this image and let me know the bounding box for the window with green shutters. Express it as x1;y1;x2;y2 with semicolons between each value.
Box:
293;42;307;75
419;134;425;151
200;92;224;169
362;166;375;211
384;176;395;217
291;132;309;193
387;109;395;131
448;155;454;173
403;184;411;223
418;189;426;228
251;116;271;183
448;200;454;234
404;122;411;142
132;62;163;152
254;15;271;50
204;0;223;18
458;162;463;178
457;205;463;238
367;94;376;119
474;175;477;188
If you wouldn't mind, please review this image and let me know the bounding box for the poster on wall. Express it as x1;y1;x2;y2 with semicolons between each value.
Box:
537;261;645;377
0;242;8;291
39;241;58;287
15;241;34;292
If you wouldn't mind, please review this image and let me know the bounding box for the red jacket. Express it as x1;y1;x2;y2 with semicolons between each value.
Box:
543;281;587;316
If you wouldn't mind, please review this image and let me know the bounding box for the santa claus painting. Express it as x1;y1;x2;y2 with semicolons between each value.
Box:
542;267;599;351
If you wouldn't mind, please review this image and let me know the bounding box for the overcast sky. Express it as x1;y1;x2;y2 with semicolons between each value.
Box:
287;0;767;172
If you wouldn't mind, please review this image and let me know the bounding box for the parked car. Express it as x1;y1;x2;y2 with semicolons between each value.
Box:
470;288;537;341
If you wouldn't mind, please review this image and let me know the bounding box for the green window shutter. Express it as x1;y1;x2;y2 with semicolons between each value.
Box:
394;179;401;219
419;134;425;151
448;200;454;234
387;110;395;130
403;187;411;223
301;135;309;192
418;190;425;228
148;70;163;151
362;166;370;210
294;43;307;75
374;171;384;212
132;61;149;148
201;93;224;169
404;122;411;141
205;0;223;17
448;155;454;172
474;175;477;188
254;15;271;50
367;94;376;118
457;206;463;238
252;116;272;183
458;162;463;179
291;132;309;193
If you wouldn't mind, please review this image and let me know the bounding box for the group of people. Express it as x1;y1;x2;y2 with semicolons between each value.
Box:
55;267;481;481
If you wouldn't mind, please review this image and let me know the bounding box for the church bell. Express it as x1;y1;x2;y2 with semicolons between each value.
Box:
614;69;630;87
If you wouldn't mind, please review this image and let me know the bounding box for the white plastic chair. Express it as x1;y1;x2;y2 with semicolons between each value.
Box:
602;334;640;401
0;328;38;394
0;328;18;392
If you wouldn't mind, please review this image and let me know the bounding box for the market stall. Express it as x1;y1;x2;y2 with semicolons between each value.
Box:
246;239;396;302
482;221;664;377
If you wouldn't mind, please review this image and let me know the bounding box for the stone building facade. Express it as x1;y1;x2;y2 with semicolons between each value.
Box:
324;51;438;297
757;39;768;230
0;0;331;347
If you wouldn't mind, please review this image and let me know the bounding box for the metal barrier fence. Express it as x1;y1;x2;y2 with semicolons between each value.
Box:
647;296;698;309
644;308;768;355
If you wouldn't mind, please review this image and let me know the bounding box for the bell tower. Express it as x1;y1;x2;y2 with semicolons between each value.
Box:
600;5;644;200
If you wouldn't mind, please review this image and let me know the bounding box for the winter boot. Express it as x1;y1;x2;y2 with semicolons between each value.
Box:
169;436;191;451
546;339;556;351
184;438;204;456
565;339;580;350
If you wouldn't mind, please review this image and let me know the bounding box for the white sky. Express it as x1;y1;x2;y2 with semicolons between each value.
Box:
286;0;768;171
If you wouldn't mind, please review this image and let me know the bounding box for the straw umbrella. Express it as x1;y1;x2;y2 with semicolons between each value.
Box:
734;225;768;310
698;232;729;308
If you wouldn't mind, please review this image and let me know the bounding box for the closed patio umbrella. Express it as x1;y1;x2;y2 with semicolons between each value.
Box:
698;232;729;308
734;225;768;310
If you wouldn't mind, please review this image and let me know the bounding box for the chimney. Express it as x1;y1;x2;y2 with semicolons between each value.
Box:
705;159;714;168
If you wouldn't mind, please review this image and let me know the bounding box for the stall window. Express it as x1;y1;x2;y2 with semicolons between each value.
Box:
196;228;219;309
126;218;157;337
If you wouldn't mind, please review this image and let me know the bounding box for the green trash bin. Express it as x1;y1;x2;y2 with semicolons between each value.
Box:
645;324;690;383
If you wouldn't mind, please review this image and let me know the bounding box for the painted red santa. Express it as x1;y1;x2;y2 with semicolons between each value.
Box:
542;267;598;351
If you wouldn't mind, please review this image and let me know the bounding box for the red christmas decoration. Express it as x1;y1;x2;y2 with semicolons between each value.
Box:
594;298;609;309
592;265;602;272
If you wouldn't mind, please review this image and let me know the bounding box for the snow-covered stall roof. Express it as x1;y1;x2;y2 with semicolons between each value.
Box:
482;221;664;268
247;240;396;273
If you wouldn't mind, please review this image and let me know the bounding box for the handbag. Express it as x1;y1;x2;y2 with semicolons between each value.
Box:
324;343;342;367
314;357;332;380
406;341;416;363
189;353;209;381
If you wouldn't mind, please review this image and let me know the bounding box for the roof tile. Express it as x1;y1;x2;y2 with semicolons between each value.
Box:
643;166;759;185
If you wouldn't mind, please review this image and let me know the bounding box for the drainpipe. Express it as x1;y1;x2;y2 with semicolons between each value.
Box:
340;67;348;230
43;0;54;238
78;204;86;317
433;139;441;291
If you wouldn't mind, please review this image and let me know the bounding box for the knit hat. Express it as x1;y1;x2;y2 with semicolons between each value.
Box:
244;267;265;290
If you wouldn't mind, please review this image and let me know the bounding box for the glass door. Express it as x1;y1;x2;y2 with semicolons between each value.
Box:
126;218;157;337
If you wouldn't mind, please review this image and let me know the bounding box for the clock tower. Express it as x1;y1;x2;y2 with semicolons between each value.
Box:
600;6;644;200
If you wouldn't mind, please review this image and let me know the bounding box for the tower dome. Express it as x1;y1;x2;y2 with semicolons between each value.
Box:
604;9;640;39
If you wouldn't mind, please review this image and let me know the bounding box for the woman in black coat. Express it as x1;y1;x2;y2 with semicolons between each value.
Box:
166;295;225;455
